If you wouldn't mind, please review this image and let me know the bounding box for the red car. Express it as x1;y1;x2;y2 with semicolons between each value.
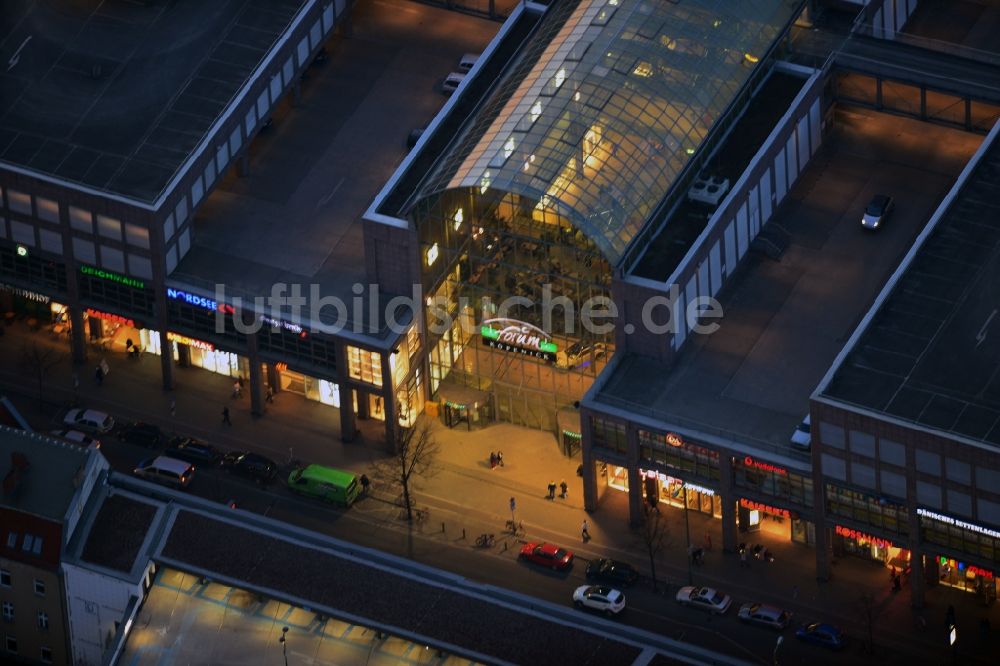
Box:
519;542;574;570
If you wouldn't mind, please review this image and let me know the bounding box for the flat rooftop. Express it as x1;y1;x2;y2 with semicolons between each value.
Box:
596;108;983;458
821;129;1000;445
171;0;499;324
80;492;157;574
0;0;307;203
0;425;90;521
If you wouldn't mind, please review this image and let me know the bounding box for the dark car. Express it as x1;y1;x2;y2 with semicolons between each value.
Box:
221;451;278;484
585;558;639;586
796;622;846;650
165;438;222;466
861;194;894;230
117;422;163;448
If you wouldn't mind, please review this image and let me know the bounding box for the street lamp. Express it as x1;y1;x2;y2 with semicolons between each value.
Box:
279;626;289;666
773;635;784;665
682;481;693;585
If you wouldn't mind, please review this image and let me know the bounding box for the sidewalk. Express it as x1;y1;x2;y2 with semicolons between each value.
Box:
1;319;996;663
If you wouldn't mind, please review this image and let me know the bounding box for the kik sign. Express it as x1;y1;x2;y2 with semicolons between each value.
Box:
480;318;557;362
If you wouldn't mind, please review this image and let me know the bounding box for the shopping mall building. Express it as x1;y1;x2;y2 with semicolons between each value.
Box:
3;0;1000;604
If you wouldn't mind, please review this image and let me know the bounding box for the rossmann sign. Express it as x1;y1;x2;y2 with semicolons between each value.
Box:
480;318;557;362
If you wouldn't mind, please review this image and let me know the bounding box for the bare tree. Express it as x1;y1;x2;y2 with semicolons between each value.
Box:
372;420;440;522
19;341;63;407
635;506;670;592
857;590;887;654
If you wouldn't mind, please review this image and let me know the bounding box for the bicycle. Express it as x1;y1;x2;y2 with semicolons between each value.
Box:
413;508;429;524
505;519;524;535
476;533;496;548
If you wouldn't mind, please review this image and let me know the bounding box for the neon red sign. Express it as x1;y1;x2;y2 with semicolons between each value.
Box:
740;498;790;518
86;308;135;328
835;525;893;549
968;565;994;580
744;456;787;475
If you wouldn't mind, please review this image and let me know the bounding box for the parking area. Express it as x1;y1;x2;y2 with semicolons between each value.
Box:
598;106;984;453
174;0;500;301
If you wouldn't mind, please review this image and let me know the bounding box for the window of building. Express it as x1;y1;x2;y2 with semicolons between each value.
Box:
100;246;125;273
639;430;720;480
38;229;62;254
35;197;59;224
734;457;813;507
21;535;33;552
825;484;908;536
591;417;627;455
128;255;153;281
10;220;34;246
124;223;150;249
347;346;383;387
7;190;31;215
2;602;13;622
5;532;15;549
96;214;122;241
40;646;52;664
36;612;47;631
0;569;9;587
69;206;93;233
5;635;16;653
33;580;44;597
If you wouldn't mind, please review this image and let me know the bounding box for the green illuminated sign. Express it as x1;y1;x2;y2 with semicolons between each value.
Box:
80;265;145;290
480;319;557;361
15;245;28;257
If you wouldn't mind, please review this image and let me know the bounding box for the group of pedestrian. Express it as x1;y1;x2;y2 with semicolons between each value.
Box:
232;377;245;399
489;451;504;469
545;480;569;499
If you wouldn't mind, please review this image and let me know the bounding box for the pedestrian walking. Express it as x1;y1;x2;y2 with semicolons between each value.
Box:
490;452;497;469
221;406;232;425
703;532;712;551
740;550;749;568
169;397;176;418
559;479;568;498
581;519;590;541
265;385;274;403
232;380;241;399
94;365;104;386
547;480;557;499
496;450;504;467
360;474;371;495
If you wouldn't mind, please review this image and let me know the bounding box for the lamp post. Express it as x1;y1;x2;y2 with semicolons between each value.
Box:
682;481;693;585
279;626;289;666
773;635;784;665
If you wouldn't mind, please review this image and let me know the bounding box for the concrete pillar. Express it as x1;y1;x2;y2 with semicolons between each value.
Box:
246;333;263;416
626;426;642;527
339;384;357;443
176;343;191;367
718;454;738;553
158;329;174;390
69;307;87;365
267;363;280;392
581;412;598;512
382;391;396;453
910;547;926;609
357;390;370;419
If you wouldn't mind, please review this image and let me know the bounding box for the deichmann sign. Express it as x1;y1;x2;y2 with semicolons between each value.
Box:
80;265;145;290
835;525;893;549
480;318;557;361
166;332;214;351
0;282;50;303
917;508;1000;541
166;288;235;314
86;308;136;328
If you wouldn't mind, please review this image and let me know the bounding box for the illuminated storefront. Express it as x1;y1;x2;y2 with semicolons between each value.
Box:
918;508;1000;602
833;524;909;568
606;466;721;518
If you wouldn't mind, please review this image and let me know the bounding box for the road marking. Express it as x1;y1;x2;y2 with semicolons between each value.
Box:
7;35;31;72
976;309;997;348
316;177;345;210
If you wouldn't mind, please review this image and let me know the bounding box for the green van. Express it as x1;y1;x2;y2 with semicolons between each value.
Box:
288;464;360;507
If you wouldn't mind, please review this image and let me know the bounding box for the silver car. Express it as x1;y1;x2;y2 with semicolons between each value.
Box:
738;602;791;630
861;194;894;230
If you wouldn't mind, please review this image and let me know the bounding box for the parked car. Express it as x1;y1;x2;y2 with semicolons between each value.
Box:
556;341;607;370
62;408;115;434
861;194;894;230
572;585;626;616
458;53;480;72
675;586;732;614
795;622;846;650
518;542;574;571
117;421;163;448
164;438;222;465
49;429;101;450
288;464;360;506
441;72;466;95
221;451;278;484
133;456;195;489
790;415;811;451
738;603;791;630
585;558;639;586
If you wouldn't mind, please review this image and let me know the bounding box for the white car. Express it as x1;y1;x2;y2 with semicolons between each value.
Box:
458;53;480;72
738;602;791;630
572;585;626;615
63;408;115;434
790;415;811;451
50;429;101;451
675;586;732;614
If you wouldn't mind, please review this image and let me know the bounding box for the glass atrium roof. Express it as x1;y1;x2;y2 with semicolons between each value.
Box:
412;0;801;264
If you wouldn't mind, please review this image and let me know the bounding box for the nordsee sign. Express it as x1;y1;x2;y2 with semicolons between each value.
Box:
480;318;557;362
166;288;234;314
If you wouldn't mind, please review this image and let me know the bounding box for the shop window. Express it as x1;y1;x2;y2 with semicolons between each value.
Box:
74;237;97;263
36;197;59;223
97;215;122;241
0;247;66;293
7;190;31;215
347;346;383;387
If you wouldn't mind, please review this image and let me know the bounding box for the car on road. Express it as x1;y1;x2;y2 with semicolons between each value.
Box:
133;456;195;489
585;558;639;586
221;451;278;484
117;421;163;448
795;622;846;650
675;586;732;614
288;464;360;506
50;429;101;450
62;408;115;434
441;72;466;95
738;603;791;630
572;585;626;616
556;341;607;370
164;438;222;466
518;542;574;571
790;415;811;451
861;194;894;230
